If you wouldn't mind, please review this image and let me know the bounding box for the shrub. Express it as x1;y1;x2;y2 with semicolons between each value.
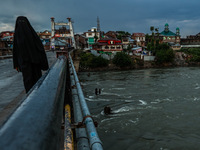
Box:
156;48;174;64
80;52;109;68
112;52;132;67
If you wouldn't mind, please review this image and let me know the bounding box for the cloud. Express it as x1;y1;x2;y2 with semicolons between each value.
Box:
0;0;200;37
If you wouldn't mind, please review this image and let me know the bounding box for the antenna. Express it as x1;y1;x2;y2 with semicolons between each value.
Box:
97;16;100;32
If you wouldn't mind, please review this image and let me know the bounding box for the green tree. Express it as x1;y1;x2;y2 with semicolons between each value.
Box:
112;52;132;67
155;43;175;64
80;52;109;68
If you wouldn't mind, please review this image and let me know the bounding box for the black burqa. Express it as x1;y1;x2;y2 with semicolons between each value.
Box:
13;16;49;93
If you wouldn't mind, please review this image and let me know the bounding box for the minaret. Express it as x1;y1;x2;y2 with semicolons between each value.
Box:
164;23;169;33
176;27;180;36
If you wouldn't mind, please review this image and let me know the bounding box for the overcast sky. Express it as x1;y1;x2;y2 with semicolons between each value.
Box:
0;0;200;37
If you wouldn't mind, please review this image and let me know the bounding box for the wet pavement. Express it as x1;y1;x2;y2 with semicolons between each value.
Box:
0;51;57;125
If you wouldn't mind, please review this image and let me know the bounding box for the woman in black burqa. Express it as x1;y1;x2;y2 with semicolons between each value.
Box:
13;16;49;93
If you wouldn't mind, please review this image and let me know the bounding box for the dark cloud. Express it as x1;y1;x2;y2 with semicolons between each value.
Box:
0;0;200;37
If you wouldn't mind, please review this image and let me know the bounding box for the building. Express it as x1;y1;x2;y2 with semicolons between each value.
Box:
160;23;180;45
53;26;73;49
181;33;200;46
84;27;100;49
0;31;14;39
92;38;123;54
74;34;88;49
131;33;146;47
146;23;181;50
38;30;51;50
104;31;117;39
0;31;14;54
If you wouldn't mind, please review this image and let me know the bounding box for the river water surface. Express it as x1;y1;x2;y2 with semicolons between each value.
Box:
79;67;200;150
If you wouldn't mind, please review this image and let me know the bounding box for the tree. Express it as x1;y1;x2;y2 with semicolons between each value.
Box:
112;52;132;67
80;52;109;68
155;43;175;64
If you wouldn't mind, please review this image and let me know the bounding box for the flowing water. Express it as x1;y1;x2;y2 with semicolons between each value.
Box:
79;67;200;150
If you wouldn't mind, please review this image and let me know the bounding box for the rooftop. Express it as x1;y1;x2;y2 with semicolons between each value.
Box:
160;30;176;36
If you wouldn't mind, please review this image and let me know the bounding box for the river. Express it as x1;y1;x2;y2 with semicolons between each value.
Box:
79;67;200;150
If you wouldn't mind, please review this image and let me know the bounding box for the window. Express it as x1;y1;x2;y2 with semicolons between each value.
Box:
117;46;121;49
111;46;115;49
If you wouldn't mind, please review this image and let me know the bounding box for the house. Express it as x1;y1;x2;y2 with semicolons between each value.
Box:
181;33;200;46
0;31;14;53
74;34;88;49
84;27;100;49
104;31;117;39
121;36;134;49
131;33;146;47
0;31;14;39
38;30;51;50
52;26;73;49
92;38;123;54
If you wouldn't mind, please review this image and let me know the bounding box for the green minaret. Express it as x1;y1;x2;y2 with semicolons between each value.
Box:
176;27;180;36
164;23;169;33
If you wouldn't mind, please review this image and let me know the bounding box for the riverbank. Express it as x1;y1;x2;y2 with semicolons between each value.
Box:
77;51;200;72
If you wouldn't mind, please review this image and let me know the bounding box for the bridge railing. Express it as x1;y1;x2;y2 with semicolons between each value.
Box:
68;54;103;150
0;56;67;150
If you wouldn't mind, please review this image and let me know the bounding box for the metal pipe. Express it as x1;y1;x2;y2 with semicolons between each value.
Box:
69;66;90;150
69;54;103;150
0;56;67;150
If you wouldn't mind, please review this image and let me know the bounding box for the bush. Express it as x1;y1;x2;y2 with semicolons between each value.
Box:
156;48;174;64
112;52;132;67
80;52;109;68
179;48;200;62
154;43;174;64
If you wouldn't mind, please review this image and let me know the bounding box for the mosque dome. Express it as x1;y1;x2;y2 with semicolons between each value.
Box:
165;23;169;26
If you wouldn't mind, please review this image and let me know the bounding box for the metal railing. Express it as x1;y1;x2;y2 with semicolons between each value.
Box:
0;56;67;150
69;54;103;150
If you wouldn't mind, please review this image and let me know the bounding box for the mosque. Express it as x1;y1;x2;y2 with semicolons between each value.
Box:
160;23;180;46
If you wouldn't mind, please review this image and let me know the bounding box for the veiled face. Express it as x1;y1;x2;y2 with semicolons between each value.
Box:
15;16;29;29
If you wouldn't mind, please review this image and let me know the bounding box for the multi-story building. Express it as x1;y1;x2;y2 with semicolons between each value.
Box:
131;33;146;47
38;30;51;50
181;33;200;45
84;27;100;49
92;38;123;54
74;34;88;49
